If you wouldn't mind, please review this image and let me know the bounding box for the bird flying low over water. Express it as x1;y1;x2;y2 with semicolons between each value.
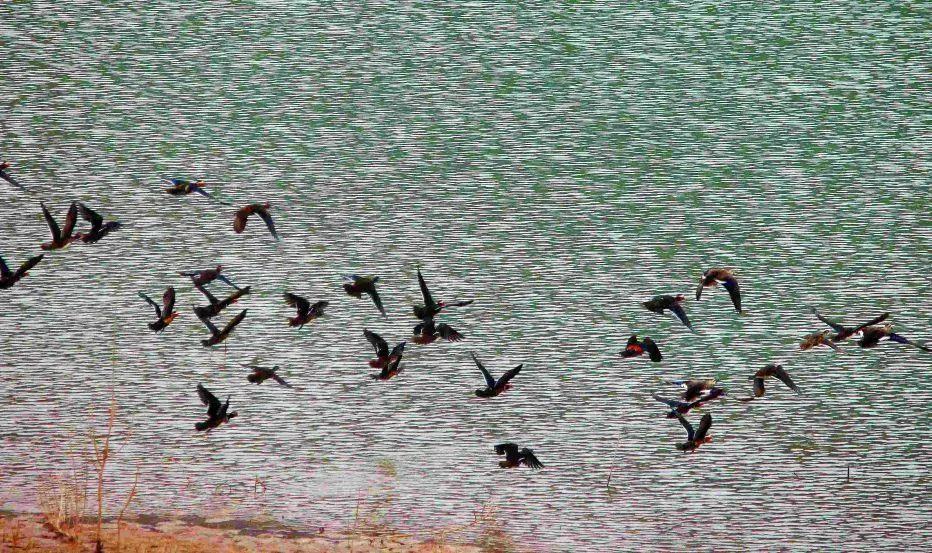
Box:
369;340;405;381
138;287;178;332
283;293;328;328
196;309;247;347
667;379;719;401
858;324;931;352
0;253;44;290
180;265;240;289
620;334;662;362
233;202;279;241
194;384;237;432
811;308;889;342
642;294;693;331
412;317;463;344
494;443;543;469
413;268;473;321
799;330;839;351
364;329;405;369
343;275;385;315
0;161;24;189
740;363;799;401
472;353;523;398
73;203;121;243
39;202;78;250
653;389;723;418
674;412;712;452
193;285;251;319
696;268;742;313
247;365;293;387
162;177;226;203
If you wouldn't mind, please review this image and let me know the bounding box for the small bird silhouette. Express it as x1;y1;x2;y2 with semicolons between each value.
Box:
194;384;237;432
364;329;405;369
0;253;44;290
247;365;293;387
642;294;693;331
193;285;251;319
799;330;839;351
162;177;227;203
196;309;247;347
412;317;463;344
494;443;543;469
696;268;741;313
620;334;662;362
283;293;328;328
138;287;178;332
73;203;121;243
673;412;712;452
370;342;406;380
343;275;386;315
412;268;473;321
0;161;24;189
811;308;889;342
740;363;799;401
666;379;718;401
858;324;931;352
472;353;523;398
653;390;723;418
180;265;240;289
39;202;78;250
233;202;279;241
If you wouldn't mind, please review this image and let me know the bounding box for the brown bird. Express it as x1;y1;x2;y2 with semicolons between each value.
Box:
620;334;662;362
0;161;24;189
412;268;473;321
196;309;247;347
194;384;237;432
812;308;889;342
138;287;178;332
370;342;405;381
653;390;723;418
696;268;741;313
740;364;799;401
194;285;251;319
674;412;712;452
246;365;293;387
494;443;543;469
799;331;839;351
364;330;405;369
412;317;463;344
39;202;78;250
642;294;693;331
233;202;279;241
0;253;44;290
73;203;121;244
180;265;240;289
284;293;328;328
666;379;718;401
858;324;931;352
161;177;228;203
472;354;523;398
343;275;386;315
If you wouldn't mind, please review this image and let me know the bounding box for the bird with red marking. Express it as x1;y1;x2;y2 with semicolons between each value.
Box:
233;202;279;241
696;268;742;313
620;334;662;362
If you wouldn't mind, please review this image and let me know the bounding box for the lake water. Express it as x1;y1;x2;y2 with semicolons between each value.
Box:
1;3;929;551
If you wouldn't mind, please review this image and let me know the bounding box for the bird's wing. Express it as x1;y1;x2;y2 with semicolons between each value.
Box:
772;366;800;394
78;203;103;234
256;209;280;241
652;393;680;409
197;384;221;417
496;364;523;389
364;329;389;357
196;309;220;335
695;281;705;301
388;342;406;361
448;300;474;308
494;443;519;457
233;206;250;233
669;303;693;330
61;202;79;237
192;184;212;198
722;277;741;313
14;255;43;279
220;310;247;336
642;337;662;362
0;256;9;277
853;312;890;333
270;369;293;388
417;269;434;307
753;377;765;397
674;412;695;441
162;287;176;314
195;283;219;305
284;292;310;315
437;323;464;342
812;308;845;333
40;202;61;241
473;354;496;388
693;413;713;441
138;292;162;318
0;170;24;189
367;287;386;315
520;449;544;469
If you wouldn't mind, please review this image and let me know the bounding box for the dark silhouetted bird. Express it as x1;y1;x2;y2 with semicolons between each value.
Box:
194;384;237;432
653;390;722;418
740;364;799;401
412;317;463;344
39;202;78;250
0;253;44;290
473;353;523;398
162;177;225;202
343;275;385;315
73;203;121;243
364;329;405;368
138;287;178;332
799;330;839;351
370;342;405;380
811;308;889;342
858;324;931;352
247;365;293;387
620;334;662;362
233;202;279;240
642;294;693;331
0;161;24;189
196;309;247;347
494;443;543;469
412;268;473;321
284;293;328;328
674;412;712;452
193;285;251;319
696;268;742;313
667;379;718;401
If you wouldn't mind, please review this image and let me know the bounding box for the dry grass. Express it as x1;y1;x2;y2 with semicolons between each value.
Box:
36;466;88;543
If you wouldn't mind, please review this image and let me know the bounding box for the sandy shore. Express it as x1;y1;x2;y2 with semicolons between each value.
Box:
0;511;511;552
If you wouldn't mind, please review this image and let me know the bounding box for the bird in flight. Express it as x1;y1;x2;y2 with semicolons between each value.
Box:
138;287;178;332
696;268;742;313
194;384;237;432
39;202;79;250
233;202;279;241
642;294;693;331
472;353;523;398
494;443;543;469
620;334;662;362
343;275;386;315
0;253;44;290
673;412;713;452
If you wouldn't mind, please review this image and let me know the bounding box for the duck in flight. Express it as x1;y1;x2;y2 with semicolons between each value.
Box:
364;330;405;369
472;353;523;398
369;339;405;381
284;293;328;328
73;203;121;243
858;324;931;352
233;202;279;241
799;330;839;351
39;202;78;250
247;365;293;387
653;390;723;418
180;265;240;289
194;384;237;432
193;284;251;319
343;275;386;315
811;308;889;342
0;253;44;290
412;268;473;321
740;363;799;401
666;379;719;401
412;317;463;344
642;294;693;331
620;334;662;362
696;268;742;313
0;161;24;189
673;412;712;452
138;287;178;332
162;177;226;203
494;443;543;469
196;309;247;347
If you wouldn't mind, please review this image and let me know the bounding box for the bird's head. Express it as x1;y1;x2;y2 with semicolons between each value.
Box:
226;411;238;421
0;162;9;171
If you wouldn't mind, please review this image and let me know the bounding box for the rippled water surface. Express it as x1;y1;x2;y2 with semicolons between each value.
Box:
1;3;930;551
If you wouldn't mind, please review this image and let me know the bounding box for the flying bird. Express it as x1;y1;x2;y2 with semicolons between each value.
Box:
858;324;931;352
696;268;742;313
412;317;463;344
138;287;178;332
0;253;44;290
472;353;523;398
193;285;251;319
246;365;293;387
343;275;385;315
364;329;405;369
412;268;473;321
39;202;78;250
652;390;722;418
620;334;662;362
667;379;718;401
811;308;889;342
673;412;712;452
494;443;543;469
284;293;328;328
233;202;279;241
642;294;693;331
73;203;121;243
370;342;405;380
196;309;247;347
194;384;237;432
740;363;799;401
161;177;226;202
0;161;24;189
799;330;839;351
180;265;240;289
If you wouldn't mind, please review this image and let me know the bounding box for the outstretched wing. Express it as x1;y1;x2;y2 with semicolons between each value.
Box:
494;443;519;457
695;281;705;301
417;269;434;307
669;303;693;331
233;206;250;233
256;208;280;241
14;255;43;279
753;377;765;397
496;364;523;389
772;366;799;394
0;168;24;189
652;393;680;410
195;308;220;335
197;384;221;417
853;312;889;334
447;300;474;308
367;287;386;316
61;202;79;237
722;277;741;313
78;203;104;234
437;323;464;342
674;412;695;441
364;329;389;357
520;449;544;470
270;368;293;388
220;310;248;336
40;202;61;241
388;342;406;361
473;353;496;388
693;413;713;441
162;287;176;314
812;308;845;333
0;256;10;277
138;292;162;318
195;283;219;305
642;337;662;362
284;292;310;315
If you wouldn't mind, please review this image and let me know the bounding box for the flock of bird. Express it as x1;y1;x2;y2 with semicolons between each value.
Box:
2;161;930;469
